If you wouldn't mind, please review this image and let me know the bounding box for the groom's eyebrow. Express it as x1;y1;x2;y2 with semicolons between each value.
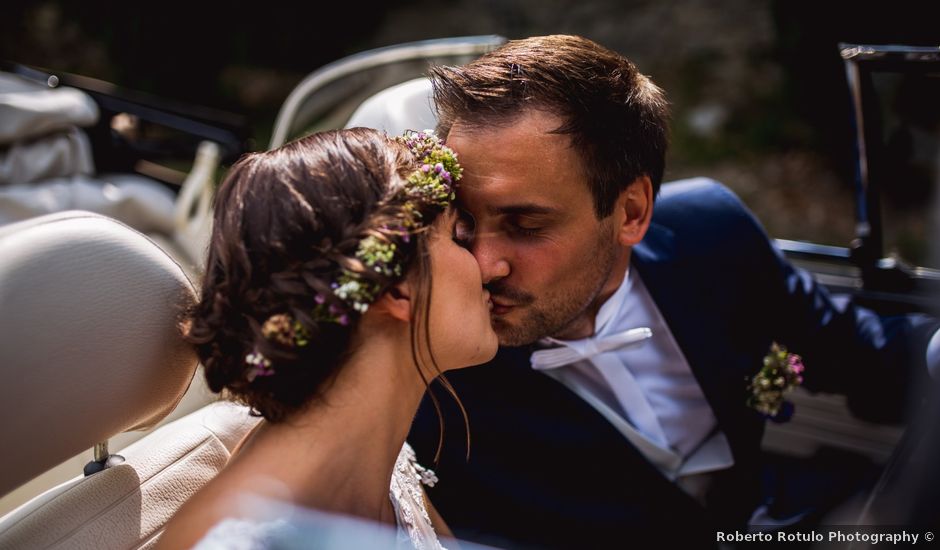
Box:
492;204;560;216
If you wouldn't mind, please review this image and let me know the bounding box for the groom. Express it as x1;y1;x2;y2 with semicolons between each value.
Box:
408;35;939;548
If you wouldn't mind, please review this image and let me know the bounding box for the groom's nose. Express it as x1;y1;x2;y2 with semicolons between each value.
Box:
469;230;511;284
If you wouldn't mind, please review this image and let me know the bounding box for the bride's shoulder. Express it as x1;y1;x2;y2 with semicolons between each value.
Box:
156;467;278;550
191;517;291;550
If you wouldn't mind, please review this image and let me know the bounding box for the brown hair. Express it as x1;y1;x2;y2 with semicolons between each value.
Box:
185;128;460;431
432;34;670;217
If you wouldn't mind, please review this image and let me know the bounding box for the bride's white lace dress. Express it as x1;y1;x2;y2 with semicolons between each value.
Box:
192;442;445;550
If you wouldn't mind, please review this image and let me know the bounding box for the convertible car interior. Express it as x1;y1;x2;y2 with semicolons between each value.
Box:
0;37;937;547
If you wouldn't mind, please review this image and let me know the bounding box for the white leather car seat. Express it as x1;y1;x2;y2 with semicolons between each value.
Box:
1;71;221;279
0;211;258;549
345;77;437;134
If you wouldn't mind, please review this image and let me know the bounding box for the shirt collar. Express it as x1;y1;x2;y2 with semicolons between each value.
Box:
594;267;633;337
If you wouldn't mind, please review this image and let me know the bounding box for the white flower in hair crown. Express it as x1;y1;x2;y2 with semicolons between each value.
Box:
244;130;462;381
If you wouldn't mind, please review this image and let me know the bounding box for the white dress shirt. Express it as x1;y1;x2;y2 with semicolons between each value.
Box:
529;266;940;515
530;267;735;490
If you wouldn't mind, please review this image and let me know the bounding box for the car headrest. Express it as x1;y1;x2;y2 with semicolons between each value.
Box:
0;211;199;496
345;77;437;135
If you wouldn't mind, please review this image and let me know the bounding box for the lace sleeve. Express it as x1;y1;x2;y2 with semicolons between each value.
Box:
390;442;446;550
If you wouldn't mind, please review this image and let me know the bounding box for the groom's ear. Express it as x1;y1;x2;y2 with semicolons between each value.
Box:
615;175;653;246
372;280;413;323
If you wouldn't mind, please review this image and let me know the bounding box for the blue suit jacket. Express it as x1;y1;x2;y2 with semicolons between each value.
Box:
409;178;938;549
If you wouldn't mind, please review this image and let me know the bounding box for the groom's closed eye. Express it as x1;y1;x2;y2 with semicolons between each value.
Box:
489;204;560;240
503;213;556;239
507;218;545;237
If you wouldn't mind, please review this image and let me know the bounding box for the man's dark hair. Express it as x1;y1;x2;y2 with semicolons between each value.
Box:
432;34;670;217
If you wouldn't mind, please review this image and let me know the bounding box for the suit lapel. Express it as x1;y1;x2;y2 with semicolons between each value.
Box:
632;222;749;449
477;344;705;511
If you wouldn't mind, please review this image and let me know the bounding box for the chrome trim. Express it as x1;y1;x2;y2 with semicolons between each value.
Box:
93;441;109;463
270;35;507;148
843;56;871;235
775;238;851;260
840;43;940;61
911;266;940;280
779;238;940;283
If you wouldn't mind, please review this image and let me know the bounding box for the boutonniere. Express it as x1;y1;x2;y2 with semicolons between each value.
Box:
747;343;805;422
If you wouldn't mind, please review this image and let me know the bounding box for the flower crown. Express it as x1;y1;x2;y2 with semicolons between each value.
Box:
244;130;462;381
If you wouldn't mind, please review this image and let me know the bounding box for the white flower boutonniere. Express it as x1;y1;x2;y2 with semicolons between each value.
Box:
747;342;805;422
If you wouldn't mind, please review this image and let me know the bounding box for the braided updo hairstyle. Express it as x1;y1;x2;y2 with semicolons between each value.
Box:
185;128;446;422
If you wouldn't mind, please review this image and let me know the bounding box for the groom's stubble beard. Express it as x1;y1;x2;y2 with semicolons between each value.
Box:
488;218;620;346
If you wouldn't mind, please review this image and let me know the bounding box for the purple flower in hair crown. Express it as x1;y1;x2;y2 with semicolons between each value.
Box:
747;342;805;422
395;130;462;209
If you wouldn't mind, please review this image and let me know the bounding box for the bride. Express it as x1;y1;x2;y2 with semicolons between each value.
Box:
157;128;498;549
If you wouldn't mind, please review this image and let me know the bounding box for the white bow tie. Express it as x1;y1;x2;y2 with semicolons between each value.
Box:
530;327;653;370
